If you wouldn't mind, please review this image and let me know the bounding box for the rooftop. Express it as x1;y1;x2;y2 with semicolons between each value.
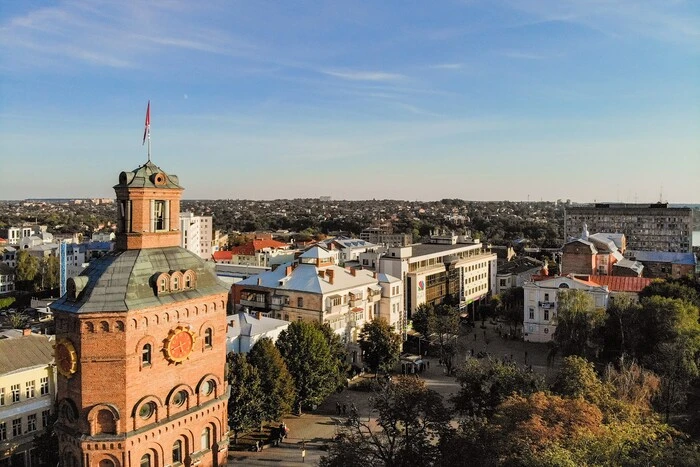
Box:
626;250;697;265
114;160;182;190
587;275;653;293
410;242;483;259
227;311;290;338
0;334;54;375
50;246;228;314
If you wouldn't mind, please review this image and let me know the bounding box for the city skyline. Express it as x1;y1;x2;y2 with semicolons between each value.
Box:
1;0;699;202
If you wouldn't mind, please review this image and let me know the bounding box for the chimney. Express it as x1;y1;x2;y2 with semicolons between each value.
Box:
285;266;292;275
373;271;377;279
22;328;31;336
327;269;334;284
256;311;262;320
350;268;356;276
318;270;326;278
257;277;262;286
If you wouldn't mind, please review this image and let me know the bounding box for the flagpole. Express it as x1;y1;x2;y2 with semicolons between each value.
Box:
147;125;151;162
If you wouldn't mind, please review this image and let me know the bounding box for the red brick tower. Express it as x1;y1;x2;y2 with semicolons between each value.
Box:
52;161;229;467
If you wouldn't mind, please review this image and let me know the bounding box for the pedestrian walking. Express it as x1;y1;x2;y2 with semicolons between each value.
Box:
336;402;341;415
301;441;307;463
427;360;430;369
342;404;347;415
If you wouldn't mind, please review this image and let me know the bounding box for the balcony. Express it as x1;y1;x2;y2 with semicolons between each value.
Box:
326;303;348;314
240;298;267;309
538;301;555;309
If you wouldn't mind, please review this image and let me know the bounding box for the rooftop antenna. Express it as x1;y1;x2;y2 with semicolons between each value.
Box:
142;100;151;162
659;186;663;203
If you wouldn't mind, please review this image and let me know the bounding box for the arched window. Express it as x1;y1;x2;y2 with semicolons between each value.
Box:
201;427;211;450
99;460;115;467
159;277;168;293
140;454;151;467
100;321;110;332
204;328;213;348
142;344;152;366
116;321;125;331
96;409;116;435
85;322;95;333
184;273;192;289
172;439;183;463
173;275;180;290
297;297;303;308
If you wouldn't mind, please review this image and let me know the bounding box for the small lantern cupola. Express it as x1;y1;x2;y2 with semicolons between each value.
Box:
113;160;183;250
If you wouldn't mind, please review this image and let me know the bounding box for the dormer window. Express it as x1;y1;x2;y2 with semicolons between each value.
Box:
159;278;168;293
173;275;180;290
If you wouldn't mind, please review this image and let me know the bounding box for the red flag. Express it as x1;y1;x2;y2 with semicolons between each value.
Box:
142;100;150;145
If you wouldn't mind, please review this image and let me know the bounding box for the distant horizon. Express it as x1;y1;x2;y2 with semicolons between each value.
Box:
1;1;698;201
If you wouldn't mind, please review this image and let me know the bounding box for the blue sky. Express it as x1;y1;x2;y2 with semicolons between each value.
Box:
1;0;698;201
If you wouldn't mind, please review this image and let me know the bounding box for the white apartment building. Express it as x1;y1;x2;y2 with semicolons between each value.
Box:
378;234;497;318
523;276;609;343
0;263;14;295
180;212;213;260
0;331;55;467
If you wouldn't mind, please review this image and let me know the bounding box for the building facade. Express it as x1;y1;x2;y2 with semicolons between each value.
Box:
50;161;229;467
0;332;55;467
564;203;693;253
523;276;609;343
378;234;497;318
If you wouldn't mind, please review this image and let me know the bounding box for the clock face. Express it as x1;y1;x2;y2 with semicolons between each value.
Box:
55;339;78;378
164;326;196;363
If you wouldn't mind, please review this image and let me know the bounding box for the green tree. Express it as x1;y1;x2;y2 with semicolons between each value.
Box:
498;286;524;334
226;352;263;444
317;322;350;389
553;289;606;358
276;321;340;414
358;318;402;374
411;301;461;373
37;255;60;291
9;312;28;329
452;357;545;417
639;280;700;308
320;377;450;467
0;297;16;309
16;250;39;290
247;338;296;424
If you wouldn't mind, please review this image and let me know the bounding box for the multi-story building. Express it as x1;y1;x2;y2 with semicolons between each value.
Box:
231;246;404;364
523;276;609;343
564;203;693;252
0;330;55;467
360;227;412;247
180;211;213;260
1;247;17;269
225;311;291;354
50;160;229;467
378;233;497;318
320;238;379;266
228;238;295;267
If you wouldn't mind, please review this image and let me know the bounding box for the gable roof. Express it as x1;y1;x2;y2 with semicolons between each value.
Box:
227;311;290;338
213;250;233;261
299;246;333;260
0;334;54;375
564;239;598;254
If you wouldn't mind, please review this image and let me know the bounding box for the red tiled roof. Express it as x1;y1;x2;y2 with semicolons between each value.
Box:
231;239;288;256
212;251;233;261
588;275;653;293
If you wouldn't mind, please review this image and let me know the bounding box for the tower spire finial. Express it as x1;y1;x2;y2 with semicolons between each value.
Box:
142;101;151;162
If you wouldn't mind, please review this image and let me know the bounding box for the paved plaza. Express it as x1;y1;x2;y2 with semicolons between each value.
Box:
227;321;561;465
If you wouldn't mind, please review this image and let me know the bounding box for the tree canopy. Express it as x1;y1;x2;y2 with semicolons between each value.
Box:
358;318;402;374
247;337;296;424
226;352;263;443
553;289;606;358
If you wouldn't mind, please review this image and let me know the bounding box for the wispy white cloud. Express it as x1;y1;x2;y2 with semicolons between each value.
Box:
321;69;405;82
429;63;465;70
499;50;550;60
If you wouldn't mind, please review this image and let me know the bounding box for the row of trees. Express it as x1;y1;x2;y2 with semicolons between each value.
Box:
552;280;700;424
322;356;700;466
226;320;350;442
227;318;404;442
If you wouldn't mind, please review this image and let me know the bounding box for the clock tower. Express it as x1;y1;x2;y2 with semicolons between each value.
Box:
51;161;229;467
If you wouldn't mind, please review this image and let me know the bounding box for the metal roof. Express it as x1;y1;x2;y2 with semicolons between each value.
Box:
0;334;54;375
113;160;182;190
50;246;229;314
626;250;697;265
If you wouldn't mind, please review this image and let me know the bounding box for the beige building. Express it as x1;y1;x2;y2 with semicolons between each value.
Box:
0;331;55;467
232;246;404;364
378;234;497;318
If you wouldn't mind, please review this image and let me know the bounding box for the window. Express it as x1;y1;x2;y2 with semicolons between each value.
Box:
142;344;152;365
544;293;549;302
26;381;35;399
528;308;534;320
27;414;37;432
172;390;187;407
42;410;50;428
204;328;213;348
12;418;21;437
200;380;215;396
201;427;211;450
173;275;180;290
0;422;5;441
544;310;550;321
11;384;20;403
154;200;166;231
0;387;4;406
185;274;192;289
159;277;168;293
139;402;155;420
172;440;183;463
140;454;151;467
297;297;303;308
